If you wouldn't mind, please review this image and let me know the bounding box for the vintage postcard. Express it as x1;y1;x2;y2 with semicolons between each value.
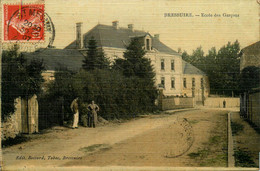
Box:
1;0;260;170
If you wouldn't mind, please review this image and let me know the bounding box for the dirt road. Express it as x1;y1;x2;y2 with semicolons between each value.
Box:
2;109;233;169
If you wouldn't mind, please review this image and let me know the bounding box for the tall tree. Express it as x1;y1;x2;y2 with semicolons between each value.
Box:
181;41;241;96
181;50;190;63
115;37;155;80
2;45;45;119
215;40;240;95
113;37;157;112
82;36;109;70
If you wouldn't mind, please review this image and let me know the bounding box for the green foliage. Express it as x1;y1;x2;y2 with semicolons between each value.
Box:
234;148;257;167
82;36;110;70
112;37;157;113
182;41;241;96
42;68;77;125
45;69;157;121
2;135;31;148
231;121;244;135
114;37;155;80
2;45;45;119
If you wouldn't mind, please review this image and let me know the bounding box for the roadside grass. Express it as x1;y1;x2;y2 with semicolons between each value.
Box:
231;121;244;135
188;148;209;159
2;135;31;148
187;114;228;166
209;136;221;145
79;144;111;153
234;148;257;167
188;120;199;125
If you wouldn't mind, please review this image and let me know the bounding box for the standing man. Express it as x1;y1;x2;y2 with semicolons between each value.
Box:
70;97;79;129
223;99;226;108
87;100;100;128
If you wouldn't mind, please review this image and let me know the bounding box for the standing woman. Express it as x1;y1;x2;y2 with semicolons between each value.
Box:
87;100;100;128
70;97;79;129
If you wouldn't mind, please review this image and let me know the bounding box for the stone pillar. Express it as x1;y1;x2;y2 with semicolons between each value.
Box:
158;89;164;110
14;97;22;133
28;95;39;133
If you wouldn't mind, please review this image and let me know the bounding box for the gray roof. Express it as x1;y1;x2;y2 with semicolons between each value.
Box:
24;48;84;71
65;24;180;56
23;24;205;76
182;60;206;75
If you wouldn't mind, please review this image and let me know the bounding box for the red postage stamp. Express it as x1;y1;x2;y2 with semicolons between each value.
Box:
3;4;45;42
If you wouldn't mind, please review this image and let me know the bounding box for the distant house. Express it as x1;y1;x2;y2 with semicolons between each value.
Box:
65;21;209;102
239;41;260;129
240;41;260;71
25;48;85;88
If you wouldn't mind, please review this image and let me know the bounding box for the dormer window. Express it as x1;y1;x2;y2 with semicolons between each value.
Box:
144;34;152;51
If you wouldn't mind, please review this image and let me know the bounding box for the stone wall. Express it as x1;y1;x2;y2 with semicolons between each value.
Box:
1;95;39;140
160;97;195;110
204;97;240;108
28;94;39;133
1;97;22;141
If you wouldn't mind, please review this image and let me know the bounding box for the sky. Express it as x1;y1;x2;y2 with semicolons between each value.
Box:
2;0;260;53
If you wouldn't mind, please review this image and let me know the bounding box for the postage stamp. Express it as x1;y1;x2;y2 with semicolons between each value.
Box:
3;4;45;42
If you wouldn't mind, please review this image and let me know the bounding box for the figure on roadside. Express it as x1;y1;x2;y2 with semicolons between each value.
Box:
87;100;100;128
70;97;79;129
223;99;226;108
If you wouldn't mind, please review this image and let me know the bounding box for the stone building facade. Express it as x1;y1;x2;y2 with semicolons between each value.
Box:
65;21;209;101
26;21;209;102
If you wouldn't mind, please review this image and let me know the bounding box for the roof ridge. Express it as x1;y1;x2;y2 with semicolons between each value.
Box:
95;23;147;34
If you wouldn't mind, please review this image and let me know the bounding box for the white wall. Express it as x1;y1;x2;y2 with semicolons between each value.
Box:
181;74;209;101
103;46;183;96
204;97;240;108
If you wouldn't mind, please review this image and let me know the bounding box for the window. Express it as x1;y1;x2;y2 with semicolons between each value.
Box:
171;77;175;89
201;78;204;88
171;60;175;71
146;39;150;50
161;77;165;88
161;59;165;70
183;78;187;88
192;78;195;87
192;78;195;97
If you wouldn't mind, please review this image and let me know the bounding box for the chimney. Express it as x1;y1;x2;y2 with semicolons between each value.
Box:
112;21;119;29
154;34;160;40
128;24;134;31
76;22;83;49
